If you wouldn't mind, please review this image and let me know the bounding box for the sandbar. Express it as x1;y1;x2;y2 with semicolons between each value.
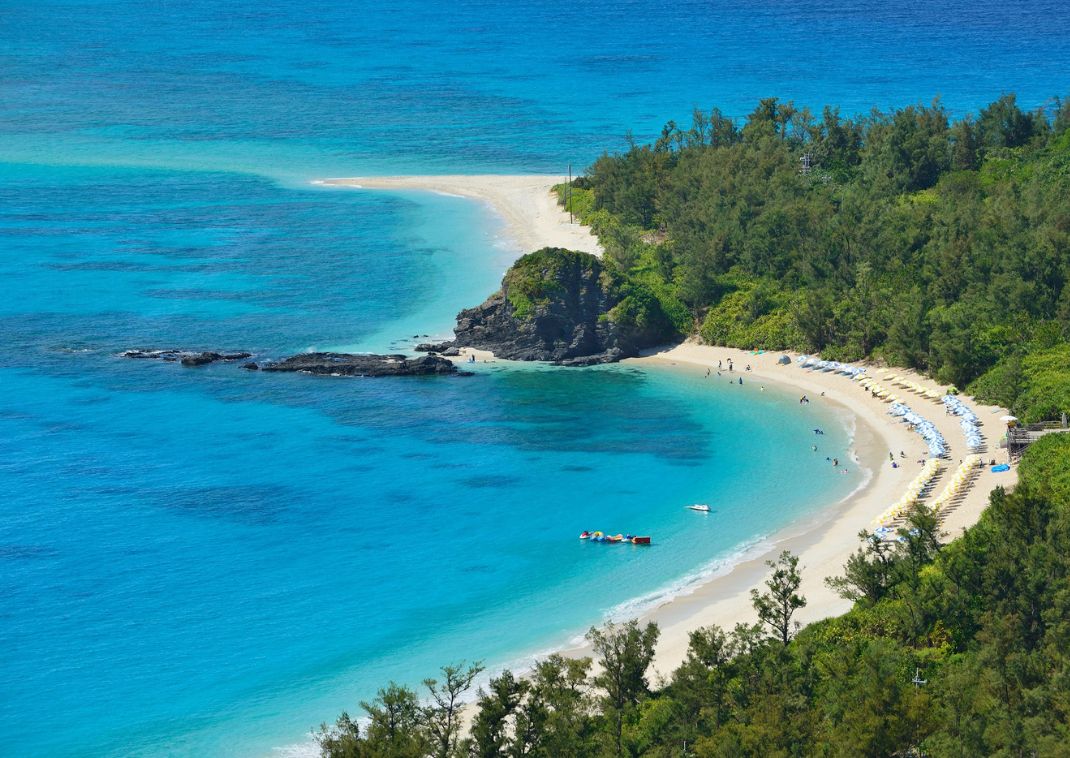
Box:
317;175;602;257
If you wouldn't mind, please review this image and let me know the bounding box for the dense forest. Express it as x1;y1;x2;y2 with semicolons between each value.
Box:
558;95;1070;423
315;97;1070;756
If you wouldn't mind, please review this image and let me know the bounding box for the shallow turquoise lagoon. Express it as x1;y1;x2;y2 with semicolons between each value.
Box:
3;0;1068;753
1;162;862;756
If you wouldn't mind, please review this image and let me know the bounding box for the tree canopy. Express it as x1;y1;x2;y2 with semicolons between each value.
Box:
559;94;1070;421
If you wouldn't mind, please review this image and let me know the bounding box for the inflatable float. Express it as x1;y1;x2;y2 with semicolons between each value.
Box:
580;530;651;545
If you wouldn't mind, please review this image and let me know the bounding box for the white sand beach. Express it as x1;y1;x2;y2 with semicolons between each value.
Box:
324;174;1017;681
318;175;602;257
627;343;1017;681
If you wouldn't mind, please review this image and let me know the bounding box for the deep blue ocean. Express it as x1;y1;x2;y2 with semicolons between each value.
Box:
2;1;1068;755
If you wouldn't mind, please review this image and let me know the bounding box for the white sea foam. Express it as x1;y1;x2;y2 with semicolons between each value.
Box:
272;737;320;758
601;535;775;624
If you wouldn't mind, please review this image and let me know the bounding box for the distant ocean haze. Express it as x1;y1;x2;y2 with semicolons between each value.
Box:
2;0;1068;754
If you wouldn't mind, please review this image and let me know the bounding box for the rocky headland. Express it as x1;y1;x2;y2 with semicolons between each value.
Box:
437;247;680;365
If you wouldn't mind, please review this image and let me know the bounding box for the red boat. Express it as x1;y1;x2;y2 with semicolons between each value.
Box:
631;536;651;545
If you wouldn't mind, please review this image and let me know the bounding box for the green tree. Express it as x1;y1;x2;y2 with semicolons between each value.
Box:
587;620;660;756
825;529;898;604
977;93;1039;150
314;711;362;758
466;670;526;758
751;550;806;646
423;662;484;758
512;654;593;757
362;683;428;758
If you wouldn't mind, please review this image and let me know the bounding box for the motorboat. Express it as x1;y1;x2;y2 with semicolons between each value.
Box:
687;504;711;513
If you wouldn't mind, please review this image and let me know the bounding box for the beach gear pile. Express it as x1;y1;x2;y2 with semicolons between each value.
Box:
797;355;867;378
929;454;985;511
857;375;902;402
874;458;943;525
942;395;984;450
883;372;944;401
796;355;995;532
889;402;948;458
579;531;651;545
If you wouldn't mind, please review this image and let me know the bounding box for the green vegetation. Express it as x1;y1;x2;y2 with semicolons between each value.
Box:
501;247;582;319
498;246;684;347
315;96;1070;756
564;95;1070;420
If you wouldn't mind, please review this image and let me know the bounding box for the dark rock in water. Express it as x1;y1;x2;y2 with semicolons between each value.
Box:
119;349;461;378
121;348;183;360
260;352;462;377
555;349;627;367
452;247;678;365
178;351;252;367
181;352;220;367
121;349;252;366
415;341;455;353
440;346;461;356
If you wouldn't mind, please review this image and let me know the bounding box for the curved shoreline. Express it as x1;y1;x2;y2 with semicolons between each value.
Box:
625;343;1017;677
316;175;603;257
312;173;1017;707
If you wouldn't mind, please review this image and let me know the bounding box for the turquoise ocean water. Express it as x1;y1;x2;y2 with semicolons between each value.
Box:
2;1;1068;754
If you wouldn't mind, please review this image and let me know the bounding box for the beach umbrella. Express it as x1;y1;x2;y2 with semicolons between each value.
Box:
1000;415;1018;422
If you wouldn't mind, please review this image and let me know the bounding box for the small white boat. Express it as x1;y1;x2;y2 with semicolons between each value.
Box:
687;504;711;513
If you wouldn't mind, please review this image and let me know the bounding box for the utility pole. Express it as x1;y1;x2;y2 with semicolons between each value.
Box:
567;163;573;224
912;668;927;689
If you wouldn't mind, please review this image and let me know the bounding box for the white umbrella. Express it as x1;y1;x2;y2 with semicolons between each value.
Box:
1000;415;1018;422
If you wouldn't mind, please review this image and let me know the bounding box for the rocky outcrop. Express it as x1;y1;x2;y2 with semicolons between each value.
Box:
120;349;252;366
451;247;677;365
259;352;463;377
121;349;463;377
414;341;455;353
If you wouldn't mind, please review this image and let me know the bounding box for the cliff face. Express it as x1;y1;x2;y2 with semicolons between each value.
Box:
452;248;675;365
